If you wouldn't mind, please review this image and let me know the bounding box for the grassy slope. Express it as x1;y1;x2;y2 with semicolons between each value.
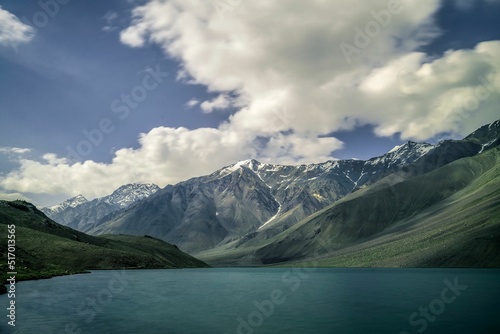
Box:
198;147;500;267
0;201;208;290
290;172;500;267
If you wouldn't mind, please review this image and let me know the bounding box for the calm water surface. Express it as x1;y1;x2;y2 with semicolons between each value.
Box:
1;268;499;333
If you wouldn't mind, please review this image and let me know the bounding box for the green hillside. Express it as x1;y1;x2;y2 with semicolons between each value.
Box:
0;200;208;293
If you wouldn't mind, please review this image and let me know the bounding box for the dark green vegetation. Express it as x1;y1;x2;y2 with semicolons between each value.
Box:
198;146;500;267
0;200;208;293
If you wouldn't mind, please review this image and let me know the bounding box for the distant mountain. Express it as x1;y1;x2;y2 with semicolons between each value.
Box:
86;150;434;253
81;120;498;254
42;120;499;260
45;194;89;213
42;183;159;231
41;194;89;228
0;199;208;290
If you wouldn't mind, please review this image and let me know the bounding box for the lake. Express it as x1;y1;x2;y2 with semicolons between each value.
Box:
1;268;499;333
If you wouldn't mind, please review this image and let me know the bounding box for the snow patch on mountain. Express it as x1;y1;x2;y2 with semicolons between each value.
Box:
479;139;496;154
258;203;282;230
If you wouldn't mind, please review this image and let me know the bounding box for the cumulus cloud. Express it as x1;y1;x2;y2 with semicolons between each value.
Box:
117;0;498;139
118;0;441;137
0;6;35;47
2;0;500;201
360;41;500;139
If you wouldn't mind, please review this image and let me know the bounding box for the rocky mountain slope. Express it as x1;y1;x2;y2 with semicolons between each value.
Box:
257;145;500;267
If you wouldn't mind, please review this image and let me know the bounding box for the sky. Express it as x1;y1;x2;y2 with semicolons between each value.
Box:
0;0;499;206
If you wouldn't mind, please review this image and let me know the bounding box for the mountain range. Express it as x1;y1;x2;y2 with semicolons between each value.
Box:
41;120;500;266
42;183;159;231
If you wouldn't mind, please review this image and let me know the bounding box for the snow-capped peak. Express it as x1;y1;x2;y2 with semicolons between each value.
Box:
233;159;262;171
243;158;262;169
45;194;88;213
103;183;160;208
387;141;433;155
216;159;263;177
369;141;434;167
43;184;159;214
70;194;88;206
388;144;403;154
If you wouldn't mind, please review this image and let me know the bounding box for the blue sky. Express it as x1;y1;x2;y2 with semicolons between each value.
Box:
0;0;499;206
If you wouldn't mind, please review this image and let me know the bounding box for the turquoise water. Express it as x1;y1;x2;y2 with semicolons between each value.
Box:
1;268;499;333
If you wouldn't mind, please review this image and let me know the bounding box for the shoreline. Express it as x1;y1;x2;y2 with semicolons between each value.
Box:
0;264;211;295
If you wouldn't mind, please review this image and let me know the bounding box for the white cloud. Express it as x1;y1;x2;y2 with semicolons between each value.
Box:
102;26;116;32
186;98;199;107
0;6;35;47
2;0;500;201
119;0;441;137
0;147;32;155
360;41;500;139
118;0;498;137
200;94;232;113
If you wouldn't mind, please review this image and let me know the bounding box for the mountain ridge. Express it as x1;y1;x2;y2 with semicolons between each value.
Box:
43;119;500;257
42;183;159;231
